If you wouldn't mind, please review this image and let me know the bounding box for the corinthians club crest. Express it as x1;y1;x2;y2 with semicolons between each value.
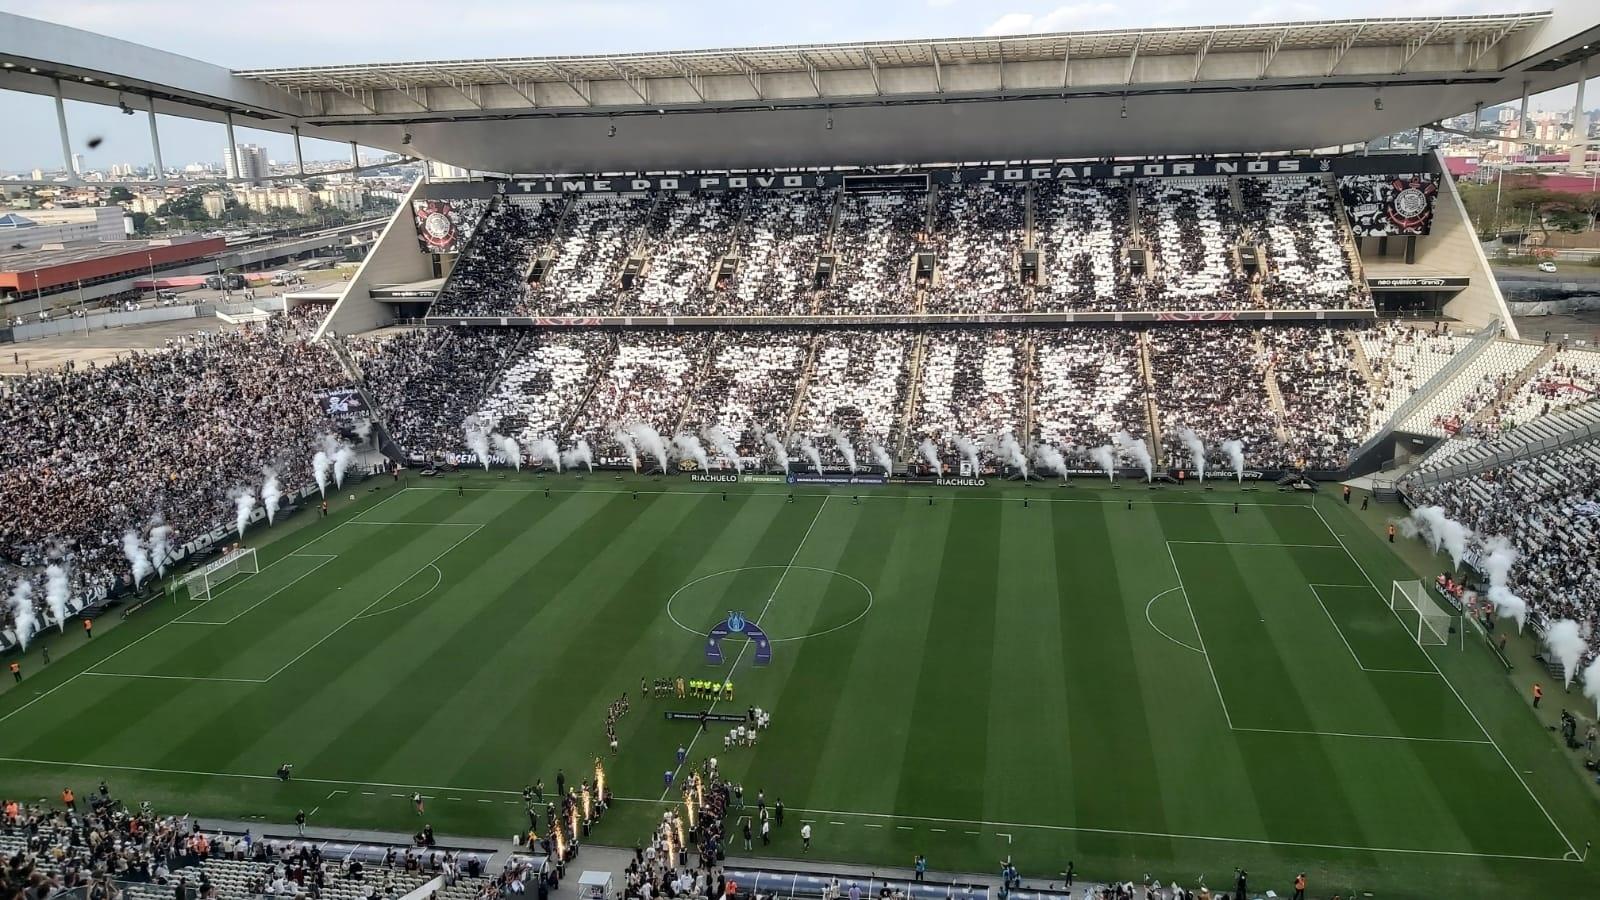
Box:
705;610;772;666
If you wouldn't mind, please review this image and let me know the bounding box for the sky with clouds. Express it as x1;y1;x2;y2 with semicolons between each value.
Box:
0;0;1589;172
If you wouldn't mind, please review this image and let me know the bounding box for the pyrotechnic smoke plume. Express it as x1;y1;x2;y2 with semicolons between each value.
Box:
762;432;790;474
1030;443;1068;480
261;467;282;525
702;425;743;473
463;416;492;470
1400;506;1472;568
231;486;257;539
122;530;152;586
613;427;640;472
918;439;941;475
6;580;38;650
672;433;710;473
46;564;70;631
1178;427;1206;482
1583;656;1600;718
1542;619;1588;687
148;522;173;577
953;436;982;476
798;436;823;473
626;422;669;473
496;434;525;470
827;426;857;473
1113;431;1153;482
1090;444;1116;481
870;442;893;474
561;439;594;473
1221;439;1245;482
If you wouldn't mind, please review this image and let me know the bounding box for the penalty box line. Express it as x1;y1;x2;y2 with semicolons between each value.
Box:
84;513;483;686
1309;499;1581;861
1164;542;1495;746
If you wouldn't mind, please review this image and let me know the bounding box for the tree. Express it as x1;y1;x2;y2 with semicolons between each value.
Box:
129;211;151;233
107;186;134;205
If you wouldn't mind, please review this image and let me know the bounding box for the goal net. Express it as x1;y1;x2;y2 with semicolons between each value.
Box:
1391;579;1456;647
175;548;258;601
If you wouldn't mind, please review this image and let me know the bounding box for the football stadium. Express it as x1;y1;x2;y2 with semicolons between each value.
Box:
3;5;1600;900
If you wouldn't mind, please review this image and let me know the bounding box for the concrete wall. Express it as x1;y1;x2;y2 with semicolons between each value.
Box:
314;180;429;340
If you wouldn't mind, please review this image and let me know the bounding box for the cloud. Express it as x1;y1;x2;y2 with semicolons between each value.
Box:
983;4;1120;35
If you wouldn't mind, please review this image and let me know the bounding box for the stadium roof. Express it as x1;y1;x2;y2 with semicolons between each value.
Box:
2;7;1599;173
236;15;1551;98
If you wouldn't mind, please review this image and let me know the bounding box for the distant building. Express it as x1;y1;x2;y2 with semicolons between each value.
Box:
71;154;85;176
223;144;270;184
202;193;228;219
427;160;470;180
314;185;366;212
234;185;313;215
0;205;127;249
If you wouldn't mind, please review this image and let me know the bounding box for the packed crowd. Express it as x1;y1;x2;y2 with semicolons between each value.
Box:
0;311;346;627
349;327;525;459
1139;180;1251;311
427;199;566;318
1028;329;1146;453
621;195;741;316
566;331;711;459
420;176;1378;320
1407;439;1600;633
477;332;616;451
723;192;836;316
923;185;1027;314
1263;326;1373;470
1241;177;1368;310
790;330;915;464
909;329;1026;450
1484;346;1600;434
678;331;811;458
815;191;923;316
1147;326;1283;469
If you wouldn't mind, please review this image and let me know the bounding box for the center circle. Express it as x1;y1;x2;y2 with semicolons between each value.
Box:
666;565;873;643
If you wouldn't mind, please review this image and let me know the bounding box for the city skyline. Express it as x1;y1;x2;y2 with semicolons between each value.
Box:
0;0;1595;172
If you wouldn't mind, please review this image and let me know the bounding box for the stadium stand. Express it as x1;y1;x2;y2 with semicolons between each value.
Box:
477;331;616;451
1147;325;1282;468
566;331;712;460
677;330;813;458
350;327;525;459
815;191;923;316
909;329;1027;451
923;185;1027;314
790;329;916;465
1241;176;1368;310
1139;179;1250;311
722;192;835;316
1407;438;1600;635
426;199;565;318
1028;328;1146;453
1487;345;1600;433
1027;182;1132;311
0;311;347;628
621;194;741;316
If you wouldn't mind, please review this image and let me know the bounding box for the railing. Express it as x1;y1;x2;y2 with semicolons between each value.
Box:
1404;413;1600;488
1346;319;1503;466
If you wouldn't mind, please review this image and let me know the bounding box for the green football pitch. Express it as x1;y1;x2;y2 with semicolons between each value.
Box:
2;475;1596;898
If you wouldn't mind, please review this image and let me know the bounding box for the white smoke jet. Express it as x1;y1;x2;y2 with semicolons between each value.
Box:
148;522;173;577
122;529;152;586
1584;656;1600;718
953;436;982;476
1221;439;1246;482
561;439;595;473
231;486;257;539
1486;585;1528;632
7;580;38;650
463;415;492;470
312;448;332;497
1542;619;1588;687
354;419;373;441
45;564;70;631
1178;427;1206;482
870;442;894;475
530;436;558;471
1090;444;1117;481
499;434;528;471
827;426;858;473
613;427;640;472
918;439;942;475
762;432;790;473
702;425;743;473
671;432;710;474
995;432;1029;479
1113;430;1153;482
261;467;282;525
333;442;356;488
1480;535;1518;590
798;435;823;473
1400;506;1472;568
1030;443;1068;480
626;422;670;473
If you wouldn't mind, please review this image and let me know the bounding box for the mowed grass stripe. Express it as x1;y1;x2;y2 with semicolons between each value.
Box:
894;498;1000;823
1057;502;1169;839
982;499;1072;827
771;498;952;818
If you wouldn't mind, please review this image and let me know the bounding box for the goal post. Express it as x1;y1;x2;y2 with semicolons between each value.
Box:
1390;579;1457;648
174;548;259;602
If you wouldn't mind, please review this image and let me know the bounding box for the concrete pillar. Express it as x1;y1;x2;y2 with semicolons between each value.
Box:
225;113;241;180
349;141;360;171
1570;58;1588;173
147;95;166;184
292;126;306;176
51;79;75;179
